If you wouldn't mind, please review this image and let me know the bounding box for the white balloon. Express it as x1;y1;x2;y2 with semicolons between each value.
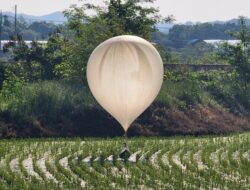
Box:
87;35;163;132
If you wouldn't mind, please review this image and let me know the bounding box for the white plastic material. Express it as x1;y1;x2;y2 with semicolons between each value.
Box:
87;35;163;132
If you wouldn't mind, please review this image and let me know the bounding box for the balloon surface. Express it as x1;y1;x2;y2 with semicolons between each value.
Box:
87;35;163;132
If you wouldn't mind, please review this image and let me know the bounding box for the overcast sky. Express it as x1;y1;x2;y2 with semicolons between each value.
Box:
0;0;250;23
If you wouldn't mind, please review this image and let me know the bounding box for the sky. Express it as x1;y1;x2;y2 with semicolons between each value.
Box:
0;0;250;23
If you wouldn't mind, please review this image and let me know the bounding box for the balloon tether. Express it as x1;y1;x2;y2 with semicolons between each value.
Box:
123;131;127;137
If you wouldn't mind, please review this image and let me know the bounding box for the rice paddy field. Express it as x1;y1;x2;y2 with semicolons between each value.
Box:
0;133;249;190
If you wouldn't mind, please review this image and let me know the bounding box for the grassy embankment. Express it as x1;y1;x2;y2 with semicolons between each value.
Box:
0;70;249;137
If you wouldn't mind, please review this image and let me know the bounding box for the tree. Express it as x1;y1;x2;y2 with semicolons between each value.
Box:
0;16;57;40
3;31;64;81
55;0;173;81
3;15;11;27
29;21;57;39
167;22;239;44
220;16;250;91
3;34;30;61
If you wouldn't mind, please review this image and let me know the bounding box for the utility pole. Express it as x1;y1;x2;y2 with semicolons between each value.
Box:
0;10;2;51
14;5;17;36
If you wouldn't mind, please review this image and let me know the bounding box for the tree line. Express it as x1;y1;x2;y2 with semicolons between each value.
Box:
0;0;249;138
1;1;249;89
0;15;57;40
168;22;241;41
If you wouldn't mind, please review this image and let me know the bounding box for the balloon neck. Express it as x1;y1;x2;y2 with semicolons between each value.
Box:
123;131;128;137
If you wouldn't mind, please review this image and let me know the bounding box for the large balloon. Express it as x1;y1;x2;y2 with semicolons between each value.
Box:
87;35;163;132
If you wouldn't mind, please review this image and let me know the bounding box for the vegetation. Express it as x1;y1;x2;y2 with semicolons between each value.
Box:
168;42;220;64
0;133;249;189
219;17;250;92
3;32;64;81
0;1;249;189
0;1;249;137
0;70;249;137
1;15;57;40
152;19;250;64
168;22;240;42
55;0;173;81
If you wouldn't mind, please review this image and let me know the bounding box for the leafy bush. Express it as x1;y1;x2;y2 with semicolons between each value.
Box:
0;70;249;137
1;70;249;123
0;64;6;90
0;80;97;121
156;71;213;109
0;80;126;137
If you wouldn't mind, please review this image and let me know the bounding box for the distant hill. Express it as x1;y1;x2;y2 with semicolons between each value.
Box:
3;11;250;28
3;11;67;24
156;23;174;34
0;12;59;40
157;18;250;34
181;18;250;25
211;18;250;25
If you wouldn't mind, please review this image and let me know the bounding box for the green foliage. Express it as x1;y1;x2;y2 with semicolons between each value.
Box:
101;0;172;40
55;0;173;81
0;3;249;138
219;17;250;91
206;71;250;111
3;35;30;61
168;22;240;42
173;42;219;64
156;45;180;64
1;15;57;40
3;32;64;83
0;80;96;123
29;21;57;39
0;63;27;98
0;64;6;90
3;15;11;27
156;71;213;109
0;133;249;189
0;68;249;137
157;70;250;111
152;31;226;64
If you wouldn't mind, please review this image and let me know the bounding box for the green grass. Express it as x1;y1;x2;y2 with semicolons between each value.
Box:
0;80;97;120
0;133;249;189
0;71;226;122
0;70;249;137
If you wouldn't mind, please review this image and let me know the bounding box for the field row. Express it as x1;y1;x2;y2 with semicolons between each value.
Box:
0;133;249;189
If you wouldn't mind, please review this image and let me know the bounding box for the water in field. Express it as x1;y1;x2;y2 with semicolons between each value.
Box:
204;39;240;46
0;40;47;49
0;133;249;189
